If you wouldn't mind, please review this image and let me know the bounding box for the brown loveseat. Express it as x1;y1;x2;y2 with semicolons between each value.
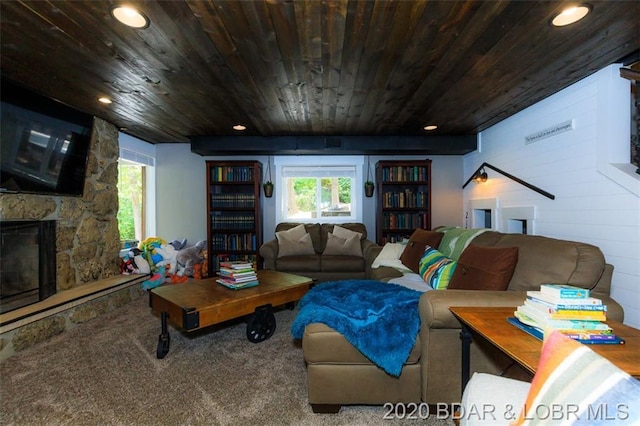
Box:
300;229;624;413
259;222;379;282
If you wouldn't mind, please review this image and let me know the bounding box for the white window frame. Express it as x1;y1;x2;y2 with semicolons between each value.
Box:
274;156;364;224
118;133;156;238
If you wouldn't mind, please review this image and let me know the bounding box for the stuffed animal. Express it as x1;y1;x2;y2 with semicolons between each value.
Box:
168;238;187;251
155;244;179;274
132;251;150;274
176;240;206;277
140;237;166;271
121;248;150;275
142;266;166;290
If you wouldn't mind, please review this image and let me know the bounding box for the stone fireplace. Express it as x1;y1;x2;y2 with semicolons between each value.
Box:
0;220;56;314
0;117;137;359
0;118;122;292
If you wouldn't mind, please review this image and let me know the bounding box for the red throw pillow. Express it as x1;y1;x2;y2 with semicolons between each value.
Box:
448;244;519;291
399;229;445;273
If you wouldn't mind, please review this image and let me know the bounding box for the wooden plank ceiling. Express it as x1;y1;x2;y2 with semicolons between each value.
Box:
1;0;638;151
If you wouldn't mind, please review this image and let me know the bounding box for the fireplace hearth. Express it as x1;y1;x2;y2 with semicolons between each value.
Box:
0;220;56;314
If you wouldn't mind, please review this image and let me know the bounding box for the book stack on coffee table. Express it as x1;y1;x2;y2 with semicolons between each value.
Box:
511;284;624;344
216;261;259;289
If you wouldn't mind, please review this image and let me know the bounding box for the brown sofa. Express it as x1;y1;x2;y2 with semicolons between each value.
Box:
300;229;624;413
259;222;379;282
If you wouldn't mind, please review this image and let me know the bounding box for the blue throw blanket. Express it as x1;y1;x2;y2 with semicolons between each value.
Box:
290;280;422;377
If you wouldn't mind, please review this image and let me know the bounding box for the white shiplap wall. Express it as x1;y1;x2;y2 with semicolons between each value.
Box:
463;65;640;328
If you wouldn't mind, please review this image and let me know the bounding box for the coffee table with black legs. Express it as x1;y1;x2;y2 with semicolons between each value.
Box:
149;270;313;358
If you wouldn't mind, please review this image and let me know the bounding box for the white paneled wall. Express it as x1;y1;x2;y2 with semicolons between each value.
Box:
463;65;640;328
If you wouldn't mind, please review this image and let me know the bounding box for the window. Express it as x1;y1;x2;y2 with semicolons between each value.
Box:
117;139;156;245
117;160;145;243
275;156;364;224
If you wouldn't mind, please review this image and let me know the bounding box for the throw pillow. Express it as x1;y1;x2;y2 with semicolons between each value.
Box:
418;246;457;290
322;233;362;257
514;330;640;424
447;244;518;291
275;223;307;244
399;229;445;273
331;224;363;241
371;242;408;269
277;232;315;258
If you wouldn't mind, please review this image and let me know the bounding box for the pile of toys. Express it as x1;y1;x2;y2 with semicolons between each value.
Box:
120;237;207;290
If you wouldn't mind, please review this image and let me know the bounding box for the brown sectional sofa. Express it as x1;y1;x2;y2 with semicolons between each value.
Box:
301;229;624;412
259;222;379;282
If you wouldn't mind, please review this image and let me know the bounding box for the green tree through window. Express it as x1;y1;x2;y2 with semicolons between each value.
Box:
117;163;144;241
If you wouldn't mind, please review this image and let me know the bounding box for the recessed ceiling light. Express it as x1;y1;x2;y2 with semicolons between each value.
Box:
98;97;112;104
551;4;591;27
233;124;247;131
424;125;438;131
110;5;150;29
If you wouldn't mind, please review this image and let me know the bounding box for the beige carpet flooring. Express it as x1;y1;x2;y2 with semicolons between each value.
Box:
0;293;454;425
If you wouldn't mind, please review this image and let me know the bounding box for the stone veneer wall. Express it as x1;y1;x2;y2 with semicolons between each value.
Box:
0;117;121;286
0;117;136;360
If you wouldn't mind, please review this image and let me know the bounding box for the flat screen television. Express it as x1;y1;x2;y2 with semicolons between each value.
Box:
1;78;93;196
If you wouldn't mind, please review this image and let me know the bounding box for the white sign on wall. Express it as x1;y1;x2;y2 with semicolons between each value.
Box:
525;119;575;144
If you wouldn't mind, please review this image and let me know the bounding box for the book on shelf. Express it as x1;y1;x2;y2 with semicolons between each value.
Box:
523;299;607;321
216;279;259;290
526;291;603;306
507;317;624;345
540;284;590;299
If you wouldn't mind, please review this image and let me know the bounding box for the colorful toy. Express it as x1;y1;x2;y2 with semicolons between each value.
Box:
155;244;179;275
176;240;206;277
142;266;166;290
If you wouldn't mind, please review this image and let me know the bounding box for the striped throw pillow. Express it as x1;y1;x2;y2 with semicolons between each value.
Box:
418;246;457;290
514;330;640;424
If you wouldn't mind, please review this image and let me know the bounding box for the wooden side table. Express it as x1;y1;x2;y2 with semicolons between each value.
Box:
449;306;640;396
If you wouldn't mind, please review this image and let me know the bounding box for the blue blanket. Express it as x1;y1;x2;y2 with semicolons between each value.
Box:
290;280;422;377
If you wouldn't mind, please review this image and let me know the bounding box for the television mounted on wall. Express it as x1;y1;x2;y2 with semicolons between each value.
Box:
1;78;93;197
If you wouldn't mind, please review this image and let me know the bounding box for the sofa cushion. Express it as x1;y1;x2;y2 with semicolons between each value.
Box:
276;223;323;253
448;244;518;291
371;242;410;270
302;323;421;365
276;254;321;272
418;246;457;289
277;233;316;258
515;330;640;424
321;223;367;251
399;229;445;273
276;223;307;242
331;224;363;241
469;232;605;292
323;233;362;257
320;255;365;272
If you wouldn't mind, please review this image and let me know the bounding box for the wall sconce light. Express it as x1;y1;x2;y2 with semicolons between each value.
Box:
472;168;488;183
463;162;555;200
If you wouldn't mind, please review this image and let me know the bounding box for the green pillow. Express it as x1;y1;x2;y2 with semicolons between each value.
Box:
418;246;457;289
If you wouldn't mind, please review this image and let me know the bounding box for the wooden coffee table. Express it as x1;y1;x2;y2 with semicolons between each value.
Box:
450;306;640;395
149;270;313;358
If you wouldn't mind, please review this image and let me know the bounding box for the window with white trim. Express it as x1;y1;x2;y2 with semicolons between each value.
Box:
275;156;364;224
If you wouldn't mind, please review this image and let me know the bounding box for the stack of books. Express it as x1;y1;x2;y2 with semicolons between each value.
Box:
216;261;259;289
511;284;624;344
